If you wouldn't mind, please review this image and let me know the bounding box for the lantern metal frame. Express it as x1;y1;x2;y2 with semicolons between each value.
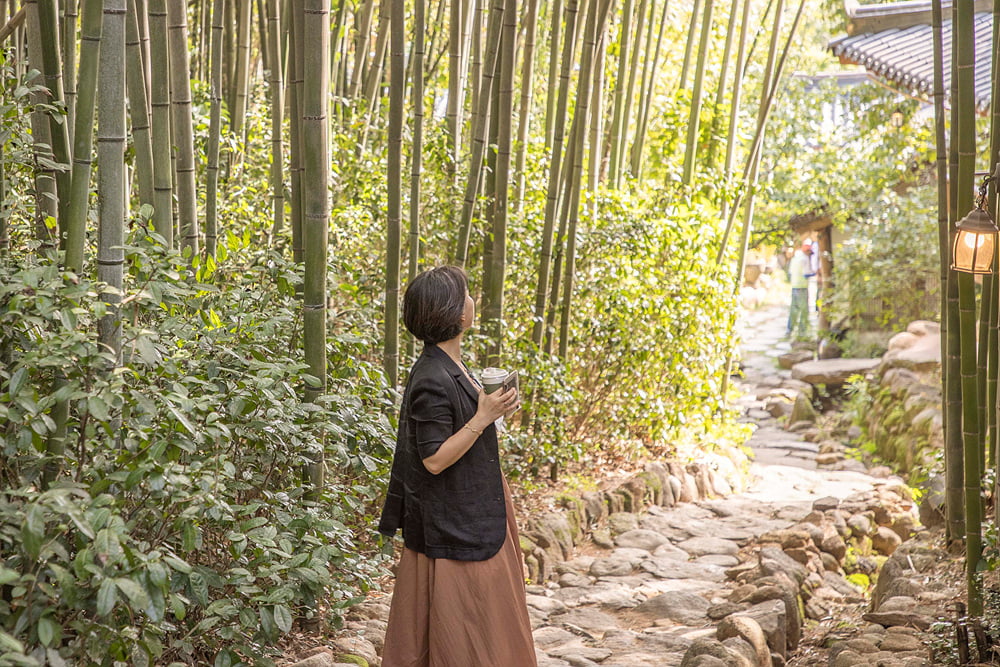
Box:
952;174;1000;274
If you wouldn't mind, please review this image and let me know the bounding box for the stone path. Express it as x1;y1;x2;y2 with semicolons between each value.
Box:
519;301;926;667
306;296;956;667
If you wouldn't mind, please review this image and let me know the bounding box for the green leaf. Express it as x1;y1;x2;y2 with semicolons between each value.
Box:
86;395;110;421
214;650;233;667
259;606;277;640
8;368;27;396
170;594;186;621
21;504;44;561
0;568;20;586
0;631;24;652
273;604;292;633
96;578;117;616
163;554;192;574
115;577;150;610
188;571;209;606
36;616;57;647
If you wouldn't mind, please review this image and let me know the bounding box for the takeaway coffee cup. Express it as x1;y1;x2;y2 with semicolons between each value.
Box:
482;367;507;394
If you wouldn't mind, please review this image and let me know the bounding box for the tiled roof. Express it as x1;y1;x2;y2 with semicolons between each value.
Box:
829;3;994;111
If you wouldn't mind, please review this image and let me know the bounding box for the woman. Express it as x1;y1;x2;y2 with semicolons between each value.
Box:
378;266;537;667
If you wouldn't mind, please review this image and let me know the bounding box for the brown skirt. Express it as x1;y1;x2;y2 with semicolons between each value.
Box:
381;477;537;667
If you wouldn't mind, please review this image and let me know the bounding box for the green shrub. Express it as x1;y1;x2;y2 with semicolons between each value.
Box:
0;227;391;665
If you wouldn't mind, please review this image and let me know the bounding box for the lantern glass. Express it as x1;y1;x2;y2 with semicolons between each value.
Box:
953;227;997;273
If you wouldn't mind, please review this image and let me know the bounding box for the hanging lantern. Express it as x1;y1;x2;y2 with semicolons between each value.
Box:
952;177;999;274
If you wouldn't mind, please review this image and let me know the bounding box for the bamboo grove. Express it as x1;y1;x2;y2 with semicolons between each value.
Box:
0;0;808;374
0;0;825;659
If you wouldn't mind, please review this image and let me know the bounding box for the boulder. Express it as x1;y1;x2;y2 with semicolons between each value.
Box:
717;614;772;667
634;591;712;625
881;323;941;373
791;359;881;386
788;393;817;424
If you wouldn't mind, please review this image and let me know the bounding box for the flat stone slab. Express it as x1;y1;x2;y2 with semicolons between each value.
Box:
790;358;881;385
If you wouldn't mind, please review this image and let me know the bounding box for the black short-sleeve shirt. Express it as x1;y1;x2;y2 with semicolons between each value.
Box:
378;344;507;561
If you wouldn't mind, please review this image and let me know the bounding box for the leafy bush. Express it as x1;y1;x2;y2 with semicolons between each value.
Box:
830;188;940;332
0;226;392;665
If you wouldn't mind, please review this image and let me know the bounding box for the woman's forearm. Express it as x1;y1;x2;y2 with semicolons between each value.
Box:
422;416;493;475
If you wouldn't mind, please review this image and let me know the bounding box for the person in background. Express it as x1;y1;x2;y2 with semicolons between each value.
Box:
378;265;537;667
787;239;815;338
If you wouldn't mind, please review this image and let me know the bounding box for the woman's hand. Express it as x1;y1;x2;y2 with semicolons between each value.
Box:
475;386;519;425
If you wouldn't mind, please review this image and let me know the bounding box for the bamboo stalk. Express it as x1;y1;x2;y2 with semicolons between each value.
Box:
512;0;539;211
705;0;740;170
606;0;632;187
24;0;59;245
63;0;77;136
0;7;25;43
97;0;126;364
205;0;224;257
167;0;199;254
681;0;714;184
126;0;154;207
559;0;613;357
407;0;426;361
38;0;72;231
628;0;668;178
543;0;563;151
386;0;405;386
530;0;579;345
147;0;173;245
943;0;965;549
63;0;102;273
955;0;983;616
267;0;284;240
302;0;331;496
453;0;506;266
482;0;517;362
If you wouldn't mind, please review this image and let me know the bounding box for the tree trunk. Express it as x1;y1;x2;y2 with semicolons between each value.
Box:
681;0;713;184
147;0;173;245
167;0;199;254
301;0;330;496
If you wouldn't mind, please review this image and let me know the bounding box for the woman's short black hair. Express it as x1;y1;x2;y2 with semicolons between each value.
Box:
403;266;468;344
